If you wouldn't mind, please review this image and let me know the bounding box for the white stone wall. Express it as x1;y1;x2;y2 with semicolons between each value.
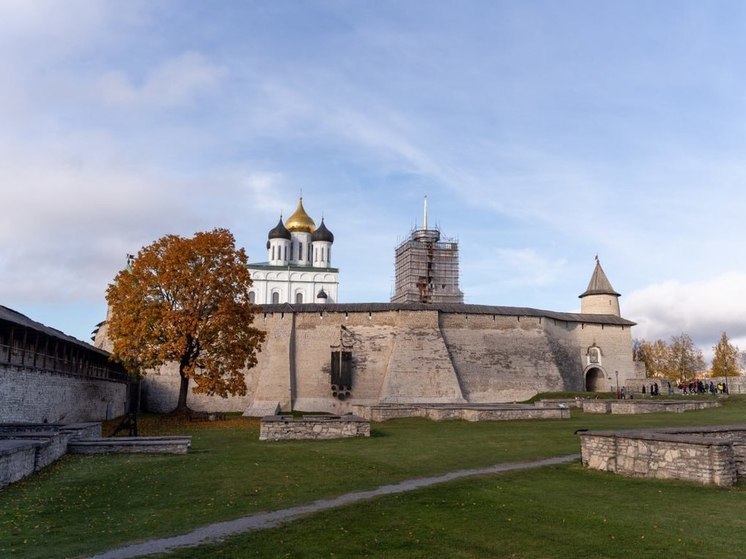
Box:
248;268;339;304
0;365;127;423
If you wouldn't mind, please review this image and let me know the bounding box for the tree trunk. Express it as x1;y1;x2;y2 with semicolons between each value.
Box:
174;368;190;413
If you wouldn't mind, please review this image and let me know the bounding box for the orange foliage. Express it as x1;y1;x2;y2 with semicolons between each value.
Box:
106;229;266;410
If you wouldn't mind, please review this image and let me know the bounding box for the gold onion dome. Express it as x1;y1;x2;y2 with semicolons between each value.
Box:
285;197;316;233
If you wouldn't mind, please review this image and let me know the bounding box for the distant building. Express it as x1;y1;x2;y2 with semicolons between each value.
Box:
247;197;339;304
391;197;463;304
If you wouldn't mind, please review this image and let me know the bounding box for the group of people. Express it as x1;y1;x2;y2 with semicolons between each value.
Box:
678;380;728;395
617;379;729;399
618;382;660;399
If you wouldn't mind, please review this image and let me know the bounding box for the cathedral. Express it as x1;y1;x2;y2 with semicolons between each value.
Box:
247;197;339;305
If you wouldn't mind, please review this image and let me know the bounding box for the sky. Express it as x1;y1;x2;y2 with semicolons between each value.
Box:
2;0;746;361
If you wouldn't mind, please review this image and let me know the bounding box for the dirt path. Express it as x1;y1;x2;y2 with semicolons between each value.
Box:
90;454;579;559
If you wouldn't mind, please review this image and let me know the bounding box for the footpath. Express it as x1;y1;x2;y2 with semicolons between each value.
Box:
90;453;579;559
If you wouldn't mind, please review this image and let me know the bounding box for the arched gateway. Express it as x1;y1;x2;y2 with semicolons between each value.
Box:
585;367;606;392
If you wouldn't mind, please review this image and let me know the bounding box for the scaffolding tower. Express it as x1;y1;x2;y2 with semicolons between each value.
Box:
391;226;464;304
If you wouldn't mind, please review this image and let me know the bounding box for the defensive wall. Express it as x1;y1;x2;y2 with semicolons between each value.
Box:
1;306;129;423
120;303;638;414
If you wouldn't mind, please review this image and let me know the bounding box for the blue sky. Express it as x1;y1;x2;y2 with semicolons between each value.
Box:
2;1;746;359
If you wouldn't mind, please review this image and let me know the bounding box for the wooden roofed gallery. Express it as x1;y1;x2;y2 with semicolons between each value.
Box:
0;305;127;382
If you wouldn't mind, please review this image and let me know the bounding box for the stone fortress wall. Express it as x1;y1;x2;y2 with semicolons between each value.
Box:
124;303;639;414
0;365;127;423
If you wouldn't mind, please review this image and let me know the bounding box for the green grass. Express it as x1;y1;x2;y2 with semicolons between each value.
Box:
1;397;745;558
156;464;746;559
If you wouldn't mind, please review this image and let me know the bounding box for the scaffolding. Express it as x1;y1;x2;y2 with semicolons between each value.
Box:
391;227;464;304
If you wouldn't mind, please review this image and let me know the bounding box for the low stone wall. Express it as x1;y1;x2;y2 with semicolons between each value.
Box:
0;440;37;488
1;431;72;470
580;425;746;487
582;400;720;414
260;415;370;441
582;400;612;414
1;422;189;489
534;398;585;409
352;403;571;422
68;436;191;455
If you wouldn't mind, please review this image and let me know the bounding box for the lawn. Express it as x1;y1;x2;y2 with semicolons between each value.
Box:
1;395;744;558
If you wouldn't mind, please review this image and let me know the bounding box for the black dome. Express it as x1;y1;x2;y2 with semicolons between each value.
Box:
311;218;334;243
317;289;328;299
268;217;291;240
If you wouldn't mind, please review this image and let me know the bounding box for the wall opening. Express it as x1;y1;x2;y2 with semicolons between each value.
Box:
585;367;605;392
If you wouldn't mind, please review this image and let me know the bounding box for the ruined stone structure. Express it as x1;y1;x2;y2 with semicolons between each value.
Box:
580;425;746;487
352;403;571;422
259;415;370;441
0;306;129;423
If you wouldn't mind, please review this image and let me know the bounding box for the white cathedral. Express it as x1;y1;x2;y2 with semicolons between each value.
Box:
247;197;339;305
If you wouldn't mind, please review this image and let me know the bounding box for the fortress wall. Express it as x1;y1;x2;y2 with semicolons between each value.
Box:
141;311;291;413
136;308;637;413
291;310;397;412
440;314;580;402
379;310;464;404
286;309;463;411
0;365;127;423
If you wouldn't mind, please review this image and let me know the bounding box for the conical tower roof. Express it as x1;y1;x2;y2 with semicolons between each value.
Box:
285;197;316;233
579;258;620;298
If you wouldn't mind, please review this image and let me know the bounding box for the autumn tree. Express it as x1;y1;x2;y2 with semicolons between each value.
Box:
668;333;705;383
634;338;671;379
106;229;266;413
711;331;742;378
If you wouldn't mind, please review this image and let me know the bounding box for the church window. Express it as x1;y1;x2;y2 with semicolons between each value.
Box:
295;292;303;304
272;246;275;261
299;242;303;261
308;243;311;261
248;291;256;304
283;246;287;261
290;243;294;261
272;292;280;304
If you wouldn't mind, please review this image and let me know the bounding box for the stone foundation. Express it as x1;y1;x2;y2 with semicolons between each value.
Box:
579;425;746;487
68;436;191;454
260;415;370;441
1;422;190;489
582;399;721;414
352;403;571;422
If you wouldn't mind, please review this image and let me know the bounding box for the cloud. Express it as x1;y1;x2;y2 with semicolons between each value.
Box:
95;52;226;108
624;272;746;356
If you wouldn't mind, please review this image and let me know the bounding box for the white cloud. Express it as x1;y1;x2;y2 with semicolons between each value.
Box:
95;52;226;108
625;272;746;354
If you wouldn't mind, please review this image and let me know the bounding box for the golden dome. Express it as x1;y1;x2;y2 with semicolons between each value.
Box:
285;197;316;233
